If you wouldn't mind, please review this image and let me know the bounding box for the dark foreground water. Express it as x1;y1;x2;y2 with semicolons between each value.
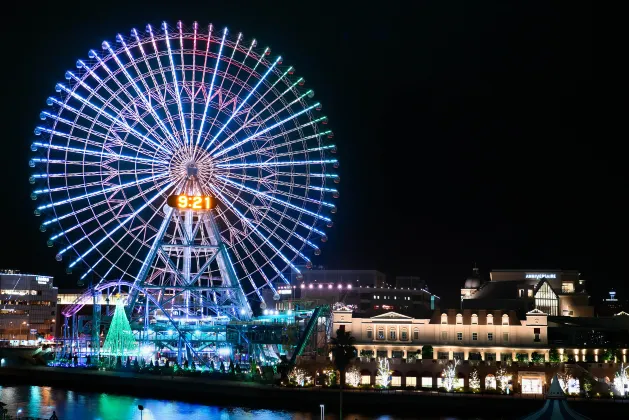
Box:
0;385;454;420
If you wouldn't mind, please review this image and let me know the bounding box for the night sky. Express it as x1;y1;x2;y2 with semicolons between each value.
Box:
0;2;609;308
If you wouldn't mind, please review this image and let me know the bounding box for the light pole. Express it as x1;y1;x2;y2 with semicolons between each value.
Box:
138;404;144;420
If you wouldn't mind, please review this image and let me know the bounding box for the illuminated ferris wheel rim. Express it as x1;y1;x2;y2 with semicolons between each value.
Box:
30;20;339;300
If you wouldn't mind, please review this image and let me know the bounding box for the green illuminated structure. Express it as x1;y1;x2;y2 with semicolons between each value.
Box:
101;299;138;357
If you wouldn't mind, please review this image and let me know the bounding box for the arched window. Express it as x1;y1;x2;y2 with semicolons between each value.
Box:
377;328;385;340
401;328;408;341
471;314;478;325
441;313;448;324
456;314;463;325
413;328;419;340
487;314;494;325
485;374;496;390
502;314;509;326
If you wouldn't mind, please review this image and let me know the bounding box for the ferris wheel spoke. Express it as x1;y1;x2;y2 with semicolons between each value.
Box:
131;28;184;147
55;178;172;259
195;28;227;146
32;139;166;166
214;122;330;164
104;37;180;150
214;175;332;221
215;158;336;170
211;186;301;275
162;22;189;145
38;110;167;160
218;186;319;256
37;173;167;210
80;198;166;280
209;73;302;155
80;51;177;152
210;101;320;159
202;51;281;151
68;181;174;268
217;171;337;195
197;32;245;150
53;83;171;156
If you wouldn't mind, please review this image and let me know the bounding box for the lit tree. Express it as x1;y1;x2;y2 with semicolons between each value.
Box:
469;369;481;392
441;360;459;391
345;365;361;387
287;366;312;387
485;374;497;390
613;363;629;396
101;299;138;357
496;368;511;394
556;370;571;393
376;357;391;388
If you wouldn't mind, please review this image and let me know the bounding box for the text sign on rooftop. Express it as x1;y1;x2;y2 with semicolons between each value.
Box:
36;276;51;284
525;273;557;279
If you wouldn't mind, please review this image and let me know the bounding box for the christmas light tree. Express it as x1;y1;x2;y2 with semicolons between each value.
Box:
101;299;138;357
469;369;480;392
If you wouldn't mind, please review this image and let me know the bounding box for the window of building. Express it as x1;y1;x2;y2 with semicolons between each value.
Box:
413;330;419;340
390;330;396;340
422;377;433;387
406;376;417;387
361;375;371;385
441;331;447;340
456;314;463;324
437;351;449;360
534;327;540;342
457;332;463;341
367;330;373;339
391;376;402;387
453;352;464;360
392;350;404;358
562;282;575;293
441;314;447;324
534;282;559;316
471;314;478;325
503;332;509;342
487;314;493;325
527;289;533;297
377;330;384;340
502;314;509;326
472;332;478;341
401;330;408;341
485;353;496;361
487;332;493;341
377;350;388;358
519;289;524;298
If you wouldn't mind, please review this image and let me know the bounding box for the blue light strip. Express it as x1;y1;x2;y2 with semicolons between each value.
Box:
196;28;227;145
53;84;169;154
208;76;304;155
105;38;177;148
162;22;189;145
211;186;300;277
68;182;174;268
216;175;331;221
31;140;166;165
204;56;281;150
211;102;320;159
216;158;337;169
37;174;165;210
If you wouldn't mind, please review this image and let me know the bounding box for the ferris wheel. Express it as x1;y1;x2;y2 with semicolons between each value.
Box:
30;21;339;313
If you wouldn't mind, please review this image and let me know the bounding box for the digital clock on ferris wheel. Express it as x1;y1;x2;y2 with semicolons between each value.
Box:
166;195;216;211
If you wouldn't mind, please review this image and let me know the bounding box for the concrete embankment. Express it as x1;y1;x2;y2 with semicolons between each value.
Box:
1;366;626;419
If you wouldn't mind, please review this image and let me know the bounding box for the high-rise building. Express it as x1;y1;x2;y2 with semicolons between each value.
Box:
0;270;58;344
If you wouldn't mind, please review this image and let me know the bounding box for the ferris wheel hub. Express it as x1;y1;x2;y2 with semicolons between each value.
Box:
169;145;214;189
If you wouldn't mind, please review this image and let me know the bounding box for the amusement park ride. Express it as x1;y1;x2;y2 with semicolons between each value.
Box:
29;21;338;367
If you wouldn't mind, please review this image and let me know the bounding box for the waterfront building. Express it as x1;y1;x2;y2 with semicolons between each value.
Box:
596;290;627;317
266;269;438;317
0;270;58;343
331;307;628;393
461;269;593;317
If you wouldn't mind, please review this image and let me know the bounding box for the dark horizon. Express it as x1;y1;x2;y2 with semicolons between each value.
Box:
0;1;611;309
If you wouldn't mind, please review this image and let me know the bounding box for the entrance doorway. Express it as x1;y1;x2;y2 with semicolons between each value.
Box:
521;378;542;394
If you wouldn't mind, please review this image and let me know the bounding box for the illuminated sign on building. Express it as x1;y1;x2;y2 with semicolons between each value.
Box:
36;276;51;284
525;274;557;279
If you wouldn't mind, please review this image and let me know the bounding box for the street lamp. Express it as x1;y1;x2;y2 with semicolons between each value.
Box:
138;404;144;420
17;408;23;418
